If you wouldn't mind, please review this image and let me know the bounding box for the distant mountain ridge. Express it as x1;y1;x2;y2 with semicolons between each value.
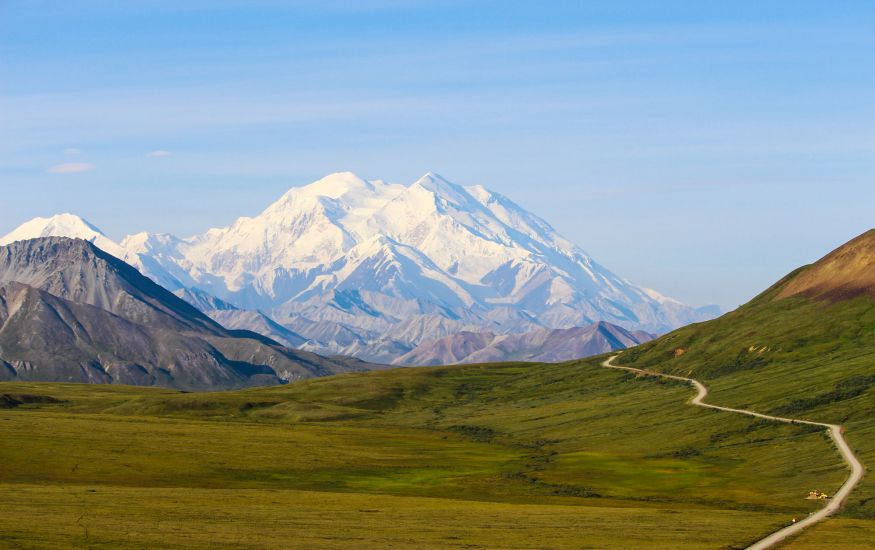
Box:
172;287;307;348
1;172;719;361
395;322;654;366
0;238;381;390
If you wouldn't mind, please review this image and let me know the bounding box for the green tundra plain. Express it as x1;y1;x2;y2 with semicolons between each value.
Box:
0;352;861;548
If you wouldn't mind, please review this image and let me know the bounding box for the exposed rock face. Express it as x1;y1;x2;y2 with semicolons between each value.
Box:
0;238;383;390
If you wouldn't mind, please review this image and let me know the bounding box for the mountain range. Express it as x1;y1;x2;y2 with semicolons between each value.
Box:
1;172;718;363
0;237;380;390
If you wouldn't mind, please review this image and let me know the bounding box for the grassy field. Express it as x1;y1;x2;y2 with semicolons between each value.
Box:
0;484;793;550
0;351;855;548
617;273;875;547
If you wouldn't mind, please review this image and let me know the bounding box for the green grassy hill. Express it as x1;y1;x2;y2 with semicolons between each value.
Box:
617;230;875;546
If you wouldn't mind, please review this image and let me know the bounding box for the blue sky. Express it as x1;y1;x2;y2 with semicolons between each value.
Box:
1;1;873;309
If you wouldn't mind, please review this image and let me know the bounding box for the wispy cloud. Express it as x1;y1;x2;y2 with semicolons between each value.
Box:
146;150;172;157
63;147;81;155
48;162;94;174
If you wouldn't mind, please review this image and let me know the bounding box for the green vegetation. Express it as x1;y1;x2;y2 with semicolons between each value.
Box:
0;485;785;550
617;272;875;546
0;351;854;548
781;519;875;549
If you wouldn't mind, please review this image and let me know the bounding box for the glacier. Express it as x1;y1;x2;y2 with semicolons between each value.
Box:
1;171;718;361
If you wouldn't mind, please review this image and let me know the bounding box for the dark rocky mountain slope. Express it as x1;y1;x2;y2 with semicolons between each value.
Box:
0;238;380;390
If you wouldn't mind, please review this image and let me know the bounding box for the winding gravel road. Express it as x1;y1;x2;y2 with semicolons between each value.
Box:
601;354;865;549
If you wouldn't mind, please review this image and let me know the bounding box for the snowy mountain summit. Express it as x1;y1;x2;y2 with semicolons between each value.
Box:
0;213;126;258
2;172;718;361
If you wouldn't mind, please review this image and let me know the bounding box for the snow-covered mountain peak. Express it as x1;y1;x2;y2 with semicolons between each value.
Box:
412;171;452;191
2;213;100;241
303;171;375;198
0;213;125;258
3;172;720;360
410;172;486;211
269;172;402;209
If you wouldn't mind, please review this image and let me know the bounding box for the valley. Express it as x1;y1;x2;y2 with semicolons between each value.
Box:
0;352;856;548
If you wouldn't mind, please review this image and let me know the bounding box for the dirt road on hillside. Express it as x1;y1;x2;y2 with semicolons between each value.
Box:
601;355;865;550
